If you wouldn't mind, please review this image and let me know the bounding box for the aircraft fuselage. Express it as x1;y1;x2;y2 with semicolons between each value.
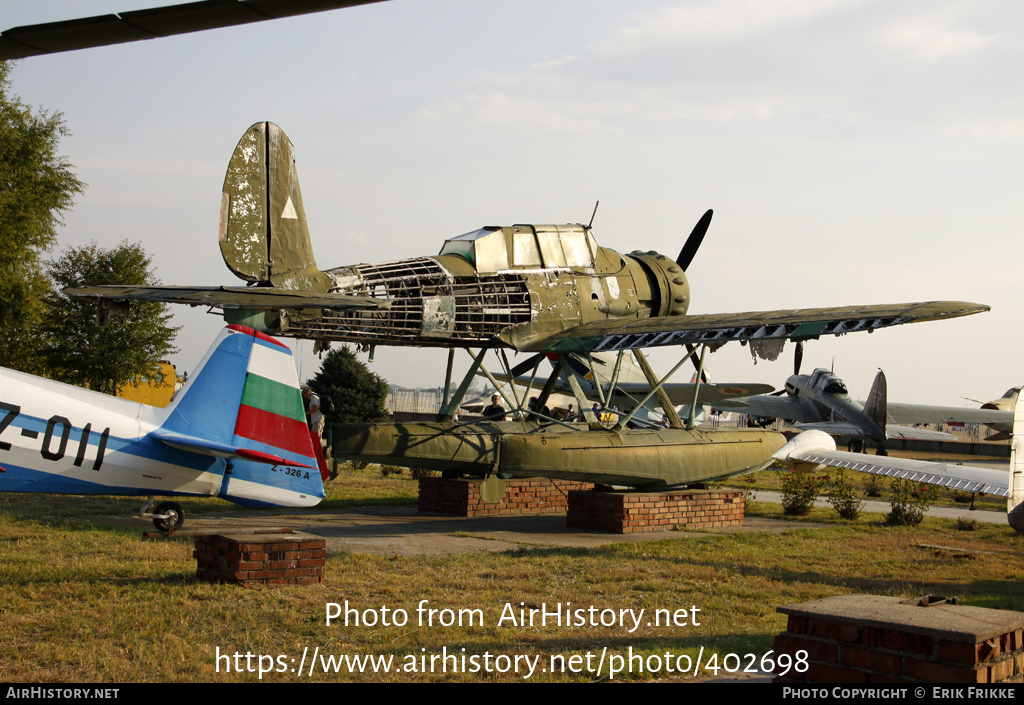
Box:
783;370;885;442
230;225;691;352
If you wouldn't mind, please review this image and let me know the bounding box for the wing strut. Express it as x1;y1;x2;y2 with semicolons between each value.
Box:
612;347;699;431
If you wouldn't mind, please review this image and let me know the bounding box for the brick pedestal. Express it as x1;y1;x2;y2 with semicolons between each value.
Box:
774;594;1024;683
566;488;745;533
194;532;326;587
418;477;593;517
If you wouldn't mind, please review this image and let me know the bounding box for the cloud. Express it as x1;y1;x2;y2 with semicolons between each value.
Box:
876;20;996;60
417;93;623;134
599;0;860;52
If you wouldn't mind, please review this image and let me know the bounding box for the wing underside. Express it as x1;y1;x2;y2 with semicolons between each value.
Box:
0;1;389;60
525;301;989;353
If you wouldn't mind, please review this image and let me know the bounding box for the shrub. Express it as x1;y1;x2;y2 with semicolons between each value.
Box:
826;470;864;520
886;478;938;527
781;472;826;516
862;474;885;497
950;489;975;504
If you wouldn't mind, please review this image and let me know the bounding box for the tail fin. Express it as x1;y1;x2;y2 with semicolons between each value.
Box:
219;122;333;292
863;369;888;430
1009;391;1024;520
158;325;324;508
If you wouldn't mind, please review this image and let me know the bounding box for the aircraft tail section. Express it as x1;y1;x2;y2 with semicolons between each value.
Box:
219;122;333;292
1009;391;1024;530
158;324;324;508
863;369;888;431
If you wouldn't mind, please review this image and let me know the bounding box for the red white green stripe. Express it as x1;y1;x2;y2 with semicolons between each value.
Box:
232;339;313;458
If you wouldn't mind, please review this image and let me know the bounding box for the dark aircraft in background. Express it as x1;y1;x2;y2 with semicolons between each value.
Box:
716;368;1013;453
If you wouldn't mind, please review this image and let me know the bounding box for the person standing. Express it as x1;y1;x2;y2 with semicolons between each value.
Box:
302;385;324;439
483;393;506;420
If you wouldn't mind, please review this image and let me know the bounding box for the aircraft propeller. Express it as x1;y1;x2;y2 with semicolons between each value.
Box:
509;353;548;379
675;209;713;271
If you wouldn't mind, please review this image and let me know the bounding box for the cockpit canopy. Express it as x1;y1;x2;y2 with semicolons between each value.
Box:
438;225;598;273
808;369;848;396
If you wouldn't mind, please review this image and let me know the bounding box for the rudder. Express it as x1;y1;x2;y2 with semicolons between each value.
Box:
219;122;333;292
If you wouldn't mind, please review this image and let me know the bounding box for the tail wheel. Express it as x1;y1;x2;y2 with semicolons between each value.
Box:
152;501;184;532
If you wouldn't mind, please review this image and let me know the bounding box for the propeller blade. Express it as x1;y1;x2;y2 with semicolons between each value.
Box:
794;340;804;377
509;352;548;379
676;209;713;271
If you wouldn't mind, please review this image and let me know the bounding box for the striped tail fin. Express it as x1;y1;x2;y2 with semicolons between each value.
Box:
157;324;324;508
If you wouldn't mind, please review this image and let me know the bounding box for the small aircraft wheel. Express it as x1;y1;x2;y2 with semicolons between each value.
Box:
152;501;184;532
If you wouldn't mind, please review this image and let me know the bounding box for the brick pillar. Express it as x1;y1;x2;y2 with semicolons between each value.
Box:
567;488;746;533
418;477;594;516
194;532;326;587
774;594;1024;683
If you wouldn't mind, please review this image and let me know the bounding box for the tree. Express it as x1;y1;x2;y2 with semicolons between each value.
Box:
41;241;179;394
308;347;390;424
0;62;85;373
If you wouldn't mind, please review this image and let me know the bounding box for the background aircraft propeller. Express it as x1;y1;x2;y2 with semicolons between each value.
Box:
675;209;713;271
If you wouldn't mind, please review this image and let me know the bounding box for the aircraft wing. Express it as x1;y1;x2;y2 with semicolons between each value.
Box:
67;285;386;311
885;403;1012;427
518;301;989;353
629;382;775;405
773;430;1009;497
792;421;957;442
714;395;818;422
0;1;390;60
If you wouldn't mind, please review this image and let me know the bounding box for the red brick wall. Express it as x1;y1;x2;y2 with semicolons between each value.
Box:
567;489;745;533
418;477;594;516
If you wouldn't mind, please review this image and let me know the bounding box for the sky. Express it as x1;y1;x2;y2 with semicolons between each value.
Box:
4;0;1022;406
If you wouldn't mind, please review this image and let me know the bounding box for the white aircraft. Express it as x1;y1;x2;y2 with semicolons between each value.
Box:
773;395;1024;533
0;325;326;530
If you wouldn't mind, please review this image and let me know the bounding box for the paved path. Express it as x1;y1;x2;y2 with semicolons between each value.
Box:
172;493;1007;556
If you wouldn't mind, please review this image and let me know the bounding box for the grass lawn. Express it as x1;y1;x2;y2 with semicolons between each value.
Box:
0;464;1021;682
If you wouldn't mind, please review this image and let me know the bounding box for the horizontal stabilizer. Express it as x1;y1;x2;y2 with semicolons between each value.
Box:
883;424;958;442
154;432;315;469
66;285;385;311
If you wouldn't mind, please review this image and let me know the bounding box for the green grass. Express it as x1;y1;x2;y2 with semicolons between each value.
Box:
0;469;1022;682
